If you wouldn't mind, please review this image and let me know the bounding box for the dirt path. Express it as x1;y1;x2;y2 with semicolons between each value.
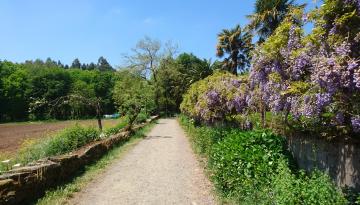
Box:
69;118;216;205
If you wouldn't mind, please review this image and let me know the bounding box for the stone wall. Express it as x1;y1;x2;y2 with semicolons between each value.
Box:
0;117;158;205
287;134;360;191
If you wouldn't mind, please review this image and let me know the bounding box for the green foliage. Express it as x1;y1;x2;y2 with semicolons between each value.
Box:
246;0;300;42
175;53;213;86
216;25;253;74
0;59;117;122
154;53;212;115
179;114;227;156
210;129;285;203
282;81;311;95
135;112;150;124
0;61;31;121
273;161;346;204
113;70;155;126
155;58;183;114
308;0;360;46
97;56;113;71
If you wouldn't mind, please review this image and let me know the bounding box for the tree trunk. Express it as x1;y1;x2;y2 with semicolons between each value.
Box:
232;51;239;75
97;117;103;131
96;100;102;131
261;104;266;128
126;115;137;131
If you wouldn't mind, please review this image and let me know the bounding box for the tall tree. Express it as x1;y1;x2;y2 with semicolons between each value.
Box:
71;58;81;69
246;0;300;42
176;53;212;89
57;60;64;68
45;57;57;68
123;36;177;82
88;62;96;70
81;63;88;70
216;25;253;75
113;70;154;129
123;37;177;114
97;56;113;71
156;57;182;114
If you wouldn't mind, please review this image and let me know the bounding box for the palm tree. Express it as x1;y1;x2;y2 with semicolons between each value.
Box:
216;25;253;75
246;0;301;42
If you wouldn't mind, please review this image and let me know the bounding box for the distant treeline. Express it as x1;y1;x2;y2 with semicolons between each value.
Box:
0;53;215;122
0;57;116;121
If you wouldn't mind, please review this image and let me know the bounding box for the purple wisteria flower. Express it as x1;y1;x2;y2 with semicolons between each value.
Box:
351;116;360;133
231;79;241;88
316;93;332;111
206;90;220;106
335;112;345;125
335;41;351;56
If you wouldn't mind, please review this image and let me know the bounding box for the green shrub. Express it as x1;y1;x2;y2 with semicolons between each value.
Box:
210;129;285;203
272;160;346;204
135;112;149;124
179;115;347;204
179;114;228;156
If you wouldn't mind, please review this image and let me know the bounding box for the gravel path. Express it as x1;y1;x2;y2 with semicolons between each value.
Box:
69;118;216;205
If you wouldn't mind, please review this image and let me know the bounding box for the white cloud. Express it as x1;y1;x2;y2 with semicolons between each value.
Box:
143;17;155;25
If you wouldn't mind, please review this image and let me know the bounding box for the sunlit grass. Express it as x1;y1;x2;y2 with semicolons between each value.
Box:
0;118;127;173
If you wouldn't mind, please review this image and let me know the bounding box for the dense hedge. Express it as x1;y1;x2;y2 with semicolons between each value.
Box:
179;115;346;204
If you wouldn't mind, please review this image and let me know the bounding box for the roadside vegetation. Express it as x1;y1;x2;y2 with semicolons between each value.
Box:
179;115;346;204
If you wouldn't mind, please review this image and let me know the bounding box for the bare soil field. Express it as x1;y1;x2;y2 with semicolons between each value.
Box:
0;119;120;155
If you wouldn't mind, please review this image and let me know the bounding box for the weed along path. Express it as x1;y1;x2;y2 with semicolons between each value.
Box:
69;118;216;205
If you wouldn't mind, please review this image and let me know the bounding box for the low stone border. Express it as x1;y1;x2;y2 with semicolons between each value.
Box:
0;116;159;205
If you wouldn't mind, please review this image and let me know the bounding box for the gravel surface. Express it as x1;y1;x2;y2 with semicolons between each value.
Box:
69;118;216;205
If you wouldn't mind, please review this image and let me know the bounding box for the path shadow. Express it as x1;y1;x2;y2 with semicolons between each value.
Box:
145;135;173;140
155;122;166;124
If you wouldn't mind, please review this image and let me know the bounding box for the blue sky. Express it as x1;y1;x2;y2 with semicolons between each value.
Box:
0;0;320;67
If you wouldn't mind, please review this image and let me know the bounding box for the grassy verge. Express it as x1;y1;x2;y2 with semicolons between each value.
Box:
179;114;347;205
34;122;155;205
0;118;127;173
